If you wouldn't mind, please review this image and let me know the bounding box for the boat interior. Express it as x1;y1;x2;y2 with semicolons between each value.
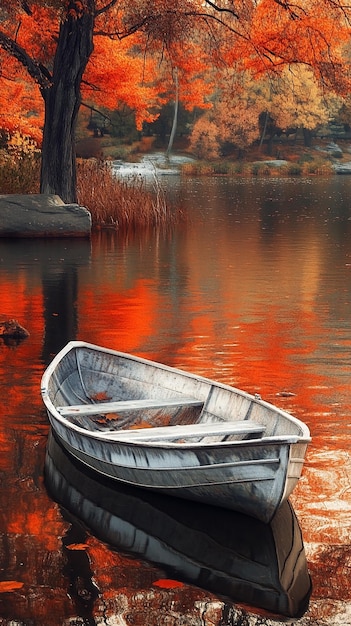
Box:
48;344;309;443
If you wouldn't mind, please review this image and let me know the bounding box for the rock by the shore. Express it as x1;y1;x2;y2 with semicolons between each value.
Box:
332;161;351;174
0;194;91;238
0;318;29;345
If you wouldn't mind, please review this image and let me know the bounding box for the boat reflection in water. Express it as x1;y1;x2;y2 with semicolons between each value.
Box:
44;431;312;619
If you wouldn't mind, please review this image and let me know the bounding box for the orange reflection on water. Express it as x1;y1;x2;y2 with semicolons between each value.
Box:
75;226;351;619
2;183;351;623
78;278;162;353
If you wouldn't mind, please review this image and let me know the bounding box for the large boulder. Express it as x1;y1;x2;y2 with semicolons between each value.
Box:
0;194;91;238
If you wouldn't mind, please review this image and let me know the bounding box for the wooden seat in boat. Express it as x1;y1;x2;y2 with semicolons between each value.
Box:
57;397;204;417
99;420;266;441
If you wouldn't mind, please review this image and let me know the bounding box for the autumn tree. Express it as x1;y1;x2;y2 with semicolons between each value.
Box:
0;1;215;202
0;2;92;202
0;2;160;202
190;69;264;158
1;0;351;202
190;0;351;155
144;41;214;156
269;66;342;144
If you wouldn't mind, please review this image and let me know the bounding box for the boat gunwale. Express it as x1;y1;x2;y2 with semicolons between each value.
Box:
41;340;311;449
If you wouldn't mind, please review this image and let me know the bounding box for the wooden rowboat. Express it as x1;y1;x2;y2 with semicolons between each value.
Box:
41;340;311;523
45;431;312;618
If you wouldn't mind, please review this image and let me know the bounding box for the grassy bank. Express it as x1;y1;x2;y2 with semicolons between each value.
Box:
92;134;344;178
76;159;175;231
0;152;175;231
180;157;334;177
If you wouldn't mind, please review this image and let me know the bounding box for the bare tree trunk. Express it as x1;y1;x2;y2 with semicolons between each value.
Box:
259;110;269;150
40;6;94;204
302;128;313;147
166;68;179;159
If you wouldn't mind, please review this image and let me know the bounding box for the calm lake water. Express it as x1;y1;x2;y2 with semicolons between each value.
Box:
1;175;351;625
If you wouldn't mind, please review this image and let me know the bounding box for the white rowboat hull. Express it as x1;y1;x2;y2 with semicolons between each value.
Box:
41;341;310;523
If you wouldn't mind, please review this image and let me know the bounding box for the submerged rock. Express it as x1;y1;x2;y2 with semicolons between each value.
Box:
0;318;29;345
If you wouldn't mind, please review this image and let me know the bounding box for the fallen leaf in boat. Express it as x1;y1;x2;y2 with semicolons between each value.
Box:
65;543;89;551
104;413;119;421
94;413;120;424
130;421;152;429
153;579;185;589
0;581;24;592
91;392;110;402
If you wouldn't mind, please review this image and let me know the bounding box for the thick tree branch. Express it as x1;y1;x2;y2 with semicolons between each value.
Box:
272;0;306;19
204;0;239;20
95;0;119;17
20;0;32;16
94;7;242;41
0;30;52;89
81;101;111;120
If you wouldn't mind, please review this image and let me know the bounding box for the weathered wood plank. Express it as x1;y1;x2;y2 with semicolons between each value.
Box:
57;397;204;417
97;420;266;441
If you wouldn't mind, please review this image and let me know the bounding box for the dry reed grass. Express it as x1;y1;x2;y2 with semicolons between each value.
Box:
77;159;176;231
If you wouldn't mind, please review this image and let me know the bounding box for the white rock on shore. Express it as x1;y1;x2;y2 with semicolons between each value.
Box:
0;194;91;237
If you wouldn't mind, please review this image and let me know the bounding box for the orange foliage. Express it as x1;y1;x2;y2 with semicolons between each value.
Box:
0;0;351;145
245;0;351;91
83;35;162;130
189;116;220;160
15;5;58;63
0;52;43;142
160;41;214;112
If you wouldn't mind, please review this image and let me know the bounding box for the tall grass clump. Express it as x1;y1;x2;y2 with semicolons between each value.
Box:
77;159;176;231
0;151;40;193
180;161;215;176
300;158;333;176
283;163;302;176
